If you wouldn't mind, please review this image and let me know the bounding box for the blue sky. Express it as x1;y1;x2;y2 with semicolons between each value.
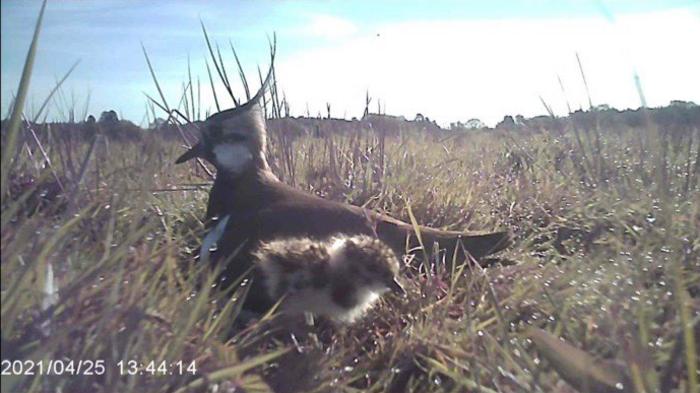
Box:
1;0;699;126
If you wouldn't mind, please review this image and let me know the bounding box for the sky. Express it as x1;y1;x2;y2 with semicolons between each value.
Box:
1;0;699;127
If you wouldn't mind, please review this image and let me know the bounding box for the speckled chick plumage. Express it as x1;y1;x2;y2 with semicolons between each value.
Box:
254;235;404;323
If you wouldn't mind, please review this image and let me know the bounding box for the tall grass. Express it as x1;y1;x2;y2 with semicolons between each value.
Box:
1;0;47;199
3;108;697;392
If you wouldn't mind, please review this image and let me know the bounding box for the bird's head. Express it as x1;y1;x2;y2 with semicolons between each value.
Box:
331;235;405;296
175;60;273;178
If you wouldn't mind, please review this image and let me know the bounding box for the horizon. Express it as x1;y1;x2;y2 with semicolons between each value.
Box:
1;0;699;127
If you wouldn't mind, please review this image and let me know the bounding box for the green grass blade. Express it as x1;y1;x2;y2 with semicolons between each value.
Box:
142;43;170;113
229;39;250;100
1;0;47;199
32;59;80;123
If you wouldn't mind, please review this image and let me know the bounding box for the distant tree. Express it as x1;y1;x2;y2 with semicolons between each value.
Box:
515;114;526;126
496;115;516;130
669;100;697;108
528;115;562;131
99;110;119;124
149;118;166;130
571;109;596;130
82;114;98;138
414;113;425;122
464;118;485;129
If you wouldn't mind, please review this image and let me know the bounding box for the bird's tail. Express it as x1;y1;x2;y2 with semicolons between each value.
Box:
419;226;512;259
375;215;512;261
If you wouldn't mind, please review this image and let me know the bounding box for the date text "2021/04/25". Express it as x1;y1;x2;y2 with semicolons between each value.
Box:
1;359;197;376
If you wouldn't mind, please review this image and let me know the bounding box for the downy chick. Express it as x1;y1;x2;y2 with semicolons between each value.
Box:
254;235;405;323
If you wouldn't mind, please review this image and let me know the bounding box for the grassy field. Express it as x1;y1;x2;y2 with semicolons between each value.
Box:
2;109;698;392
2;5;699;393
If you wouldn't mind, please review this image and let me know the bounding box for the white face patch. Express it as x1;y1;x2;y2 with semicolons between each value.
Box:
212;143;253;174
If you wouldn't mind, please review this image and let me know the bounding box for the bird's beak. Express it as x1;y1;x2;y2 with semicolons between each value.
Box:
175;142;205;164
389;278;406;296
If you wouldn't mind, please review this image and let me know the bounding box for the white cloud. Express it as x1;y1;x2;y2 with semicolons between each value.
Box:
302;14;359;40
277;8;700;126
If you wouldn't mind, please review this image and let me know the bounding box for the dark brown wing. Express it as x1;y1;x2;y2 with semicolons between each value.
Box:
368;211;512;261
254;200;376;240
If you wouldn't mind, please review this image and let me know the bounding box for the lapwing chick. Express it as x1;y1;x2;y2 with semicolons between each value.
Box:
254;235;405;323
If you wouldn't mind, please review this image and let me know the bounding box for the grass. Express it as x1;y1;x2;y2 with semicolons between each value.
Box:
1;7;698;392
2;112;698;392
